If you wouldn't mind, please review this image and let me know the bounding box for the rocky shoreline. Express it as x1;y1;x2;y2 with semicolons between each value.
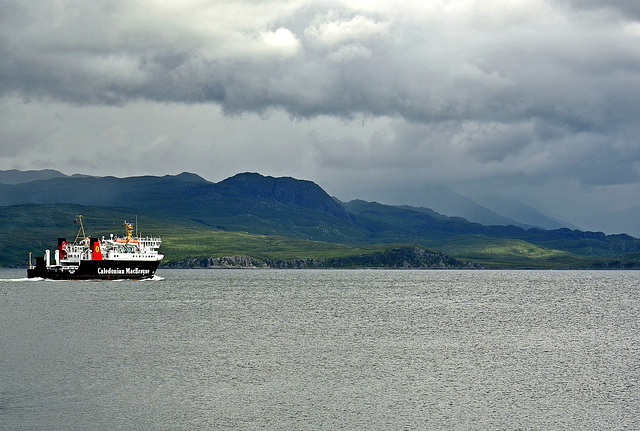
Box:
163;246;479;269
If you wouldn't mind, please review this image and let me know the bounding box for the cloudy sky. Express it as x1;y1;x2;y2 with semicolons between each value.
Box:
1;0;640;234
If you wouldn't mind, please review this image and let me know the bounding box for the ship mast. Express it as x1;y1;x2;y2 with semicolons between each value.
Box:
73;215;87;244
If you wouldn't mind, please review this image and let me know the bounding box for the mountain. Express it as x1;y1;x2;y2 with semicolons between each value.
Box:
0;172;211;208
0;171;363;243
216;173;351;220
344;199;640;258
586;205;640;238
409;183;575;230
1;171;639;268
0;169;67;184
342;199;489;242
474;195;580;230
407;183;522;227
0;170;570;230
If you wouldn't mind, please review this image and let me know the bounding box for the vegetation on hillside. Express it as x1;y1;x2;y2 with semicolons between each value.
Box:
2;172;640;269
2;204;639;269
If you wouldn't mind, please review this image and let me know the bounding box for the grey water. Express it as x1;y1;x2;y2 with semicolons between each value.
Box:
0;269;638;430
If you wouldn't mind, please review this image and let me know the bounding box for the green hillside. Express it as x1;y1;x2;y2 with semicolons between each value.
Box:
1;203;638;269
1;172;640;269
0;204;471;269
437;236;593;269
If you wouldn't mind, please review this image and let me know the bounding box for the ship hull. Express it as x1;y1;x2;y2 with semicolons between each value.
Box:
27;259;161;280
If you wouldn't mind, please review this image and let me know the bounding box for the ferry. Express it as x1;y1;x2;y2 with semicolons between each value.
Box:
27;216;163;280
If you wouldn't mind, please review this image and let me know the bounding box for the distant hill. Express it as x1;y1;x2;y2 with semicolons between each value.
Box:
407;183;524;227
473;195;580;230
343;199;640;258
0;172;210;208
0;169;67;184
585;205;640;238
1;170;639;268
405;183;576;230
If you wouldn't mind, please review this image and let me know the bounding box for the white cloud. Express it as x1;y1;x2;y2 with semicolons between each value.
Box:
259;28;301;57
305;14;390;47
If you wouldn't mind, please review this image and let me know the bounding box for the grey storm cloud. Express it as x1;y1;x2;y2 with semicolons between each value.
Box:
2;0;640;234
563;0;640;18
2;1;638;126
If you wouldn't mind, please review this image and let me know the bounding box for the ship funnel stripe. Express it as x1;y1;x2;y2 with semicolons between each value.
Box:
90;238;103;261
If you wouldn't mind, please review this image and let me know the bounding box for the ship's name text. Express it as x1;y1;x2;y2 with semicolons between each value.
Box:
98;268;151;275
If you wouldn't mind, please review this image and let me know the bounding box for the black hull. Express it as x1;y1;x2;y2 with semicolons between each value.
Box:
27;259;161;280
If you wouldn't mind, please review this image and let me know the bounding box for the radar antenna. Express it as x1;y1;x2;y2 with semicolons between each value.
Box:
122;221;134;241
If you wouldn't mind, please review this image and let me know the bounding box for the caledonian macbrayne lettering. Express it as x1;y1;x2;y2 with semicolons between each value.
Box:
97;267;151;276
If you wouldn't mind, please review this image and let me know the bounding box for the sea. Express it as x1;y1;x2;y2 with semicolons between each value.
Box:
0;268;638;430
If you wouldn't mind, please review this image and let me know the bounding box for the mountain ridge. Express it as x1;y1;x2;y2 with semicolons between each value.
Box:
0;169;67;184
0;169;577;231
1;170;639;268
